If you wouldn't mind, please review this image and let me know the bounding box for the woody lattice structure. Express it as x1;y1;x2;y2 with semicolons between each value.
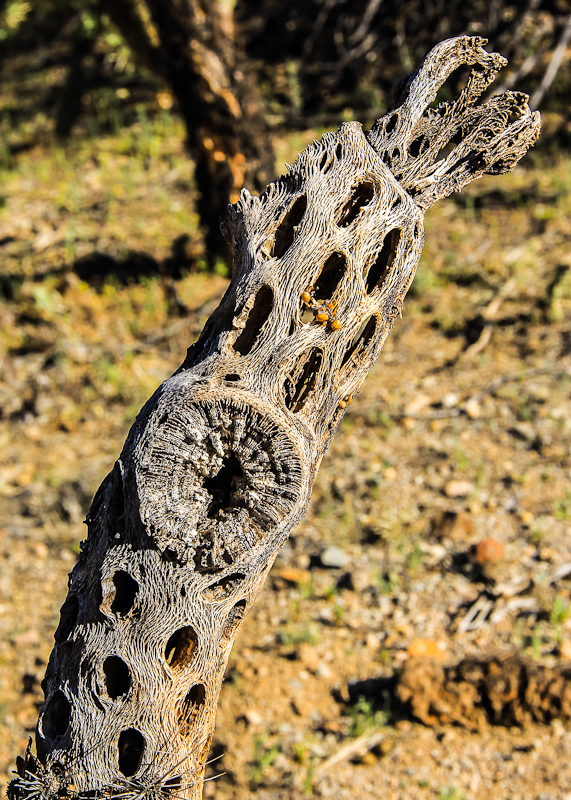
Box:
10;36;540;800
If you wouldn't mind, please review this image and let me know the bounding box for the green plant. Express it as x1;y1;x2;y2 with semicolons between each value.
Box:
347;695;388;738
530;526;542;544
439;787;465;800
299;574;316;599
530;622;545;659
324;581;338;601
376;570;398;594
279;622;318;648
554;492;571;520
406;542;423;572
251;733;279;787
454;447;468;471
303;761;316;795
551;594;570;626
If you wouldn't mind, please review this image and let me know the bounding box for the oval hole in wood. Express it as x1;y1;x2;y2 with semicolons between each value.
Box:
386;112;399;134
179;684;206;736
103;655;131;699
313;252;346;303
111;571;138;615
204;453;244;520
365;229;401;294
42;690;71;740
341;316;378;371
336;181;375;228
224;374;240;382
285;348;323;412
118;728;145;777
319;152;330;172
165;626;198;669
409;135;425;158
202;573;246;602
54;594;79;644
221;600;247;644
271;195;307;259
233;286;274;356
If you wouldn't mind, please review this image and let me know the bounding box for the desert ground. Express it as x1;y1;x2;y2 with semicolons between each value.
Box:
1;118;571;799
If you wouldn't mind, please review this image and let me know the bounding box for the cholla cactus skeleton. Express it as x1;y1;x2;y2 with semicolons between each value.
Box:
11;36;540;800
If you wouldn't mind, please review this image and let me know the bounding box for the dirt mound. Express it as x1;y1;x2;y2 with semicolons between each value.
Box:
397;655;571;730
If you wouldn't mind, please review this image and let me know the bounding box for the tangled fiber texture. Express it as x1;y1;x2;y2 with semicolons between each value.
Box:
10;36;539;800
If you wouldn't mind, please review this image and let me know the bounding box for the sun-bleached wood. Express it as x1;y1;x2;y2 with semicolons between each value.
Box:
10;36;539;800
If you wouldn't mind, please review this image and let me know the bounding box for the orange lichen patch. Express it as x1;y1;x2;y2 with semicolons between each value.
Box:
407;639;447;661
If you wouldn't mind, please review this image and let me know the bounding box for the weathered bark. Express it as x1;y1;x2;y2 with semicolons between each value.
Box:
140;0;276;266
10;37;539;800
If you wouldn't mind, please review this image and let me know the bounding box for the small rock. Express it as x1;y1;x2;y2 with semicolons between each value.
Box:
244;708;263;726
404;394;432;416
474;538;504;565
510;422;538;442
444;480;474;498
320;545;348;569
375;738;394;756
315;663;333;680
520;510;534;527
464;398;481;419
278;567;310;585
451;513;474;540
384;466;397;481
539;546;560;563
432;510;473;541
443;392;459;408
560;640;571;660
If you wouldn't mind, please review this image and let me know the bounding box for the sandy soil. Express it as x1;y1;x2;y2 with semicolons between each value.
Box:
1;128;571;799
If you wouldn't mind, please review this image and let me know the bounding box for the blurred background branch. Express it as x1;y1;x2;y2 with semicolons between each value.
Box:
1;0;571;266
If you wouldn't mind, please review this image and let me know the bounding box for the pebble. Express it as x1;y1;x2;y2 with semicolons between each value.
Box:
320;545;348;568
465;398;481;418
404;394;431;415
443;392;459;408
444;479;474;498
315;663;333;679
278;567;310;584
244;708;263;726
474;538;504;564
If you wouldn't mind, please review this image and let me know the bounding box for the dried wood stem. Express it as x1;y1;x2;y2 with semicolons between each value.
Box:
10;36;539;800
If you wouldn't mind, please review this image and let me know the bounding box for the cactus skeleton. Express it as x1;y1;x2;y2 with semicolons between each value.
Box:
10;36;540;800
